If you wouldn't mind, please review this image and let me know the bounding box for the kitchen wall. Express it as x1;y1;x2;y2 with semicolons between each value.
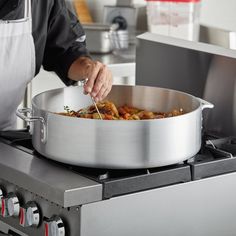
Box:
200;0;236;32
86;0;236;32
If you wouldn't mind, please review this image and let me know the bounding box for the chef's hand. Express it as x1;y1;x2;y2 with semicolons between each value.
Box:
68;57;113;102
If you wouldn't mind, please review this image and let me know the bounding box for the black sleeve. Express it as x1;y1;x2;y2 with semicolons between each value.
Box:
42;0;90;86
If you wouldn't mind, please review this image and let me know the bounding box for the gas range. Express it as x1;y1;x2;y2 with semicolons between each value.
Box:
0;130;236;236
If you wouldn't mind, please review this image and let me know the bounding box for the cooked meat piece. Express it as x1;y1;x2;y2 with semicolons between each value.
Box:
97;101;119;118
58;101;185;120
137;111;156;120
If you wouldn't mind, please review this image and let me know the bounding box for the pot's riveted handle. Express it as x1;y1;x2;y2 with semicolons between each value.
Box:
16;108;47;144
198;98;214;110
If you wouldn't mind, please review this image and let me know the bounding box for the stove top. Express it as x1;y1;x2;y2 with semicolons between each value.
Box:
1;130;236;200
189;136;236;180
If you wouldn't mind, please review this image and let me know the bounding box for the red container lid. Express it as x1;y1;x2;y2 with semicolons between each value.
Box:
146;0;200;2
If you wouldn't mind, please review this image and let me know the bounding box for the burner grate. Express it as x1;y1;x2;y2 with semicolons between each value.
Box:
0;129;33;154
189;137;236;180
71;164;191;199
101;164;191;199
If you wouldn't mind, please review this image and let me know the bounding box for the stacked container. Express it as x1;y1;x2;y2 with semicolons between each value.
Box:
146;0;201;41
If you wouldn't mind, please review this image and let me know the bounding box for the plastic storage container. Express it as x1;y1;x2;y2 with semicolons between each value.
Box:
146;0;201;41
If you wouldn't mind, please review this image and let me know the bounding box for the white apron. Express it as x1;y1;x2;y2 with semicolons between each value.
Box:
0;0;35;130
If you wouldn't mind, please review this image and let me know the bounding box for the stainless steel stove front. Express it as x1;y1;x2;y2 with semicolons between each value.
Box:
1;172;236;236
0;141;102;236
80;172;236;236
1;133;236;235
0;181;81;236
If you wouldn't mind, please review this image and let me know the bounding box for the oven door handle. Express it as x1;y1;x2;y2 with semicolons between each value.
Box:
16;108;47;144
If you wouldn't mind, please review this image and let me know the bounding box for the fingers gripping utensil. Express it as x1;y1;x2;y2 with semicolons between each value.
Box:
78;79;103;120
90;96;103;120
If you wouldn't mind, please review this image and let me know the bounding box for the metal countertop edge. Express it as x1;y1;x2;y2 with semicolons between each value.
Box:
0;142;103;207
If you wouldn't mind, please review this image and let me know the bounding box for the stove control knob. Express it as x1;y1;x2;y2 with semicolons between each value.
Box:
0;189;3;208
1;198;9;217
44;216;65;236
6;193;20;217
20;202;40;227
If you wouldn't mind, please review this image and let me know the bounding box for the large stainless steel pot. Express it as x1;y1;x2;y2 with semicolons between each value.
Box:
17;85;213;169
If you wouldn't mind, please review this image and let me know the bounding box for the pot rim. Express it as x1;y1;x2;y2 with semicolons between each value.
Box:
31;85;205;122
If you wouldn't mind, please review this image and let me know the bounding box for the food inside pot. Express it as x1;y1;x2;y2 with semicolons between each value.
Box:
57;101;184;120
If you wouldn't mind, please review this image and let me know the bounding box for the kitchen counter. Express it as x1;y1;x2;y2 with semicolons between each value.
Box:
91;45;136;79
91;45;136;64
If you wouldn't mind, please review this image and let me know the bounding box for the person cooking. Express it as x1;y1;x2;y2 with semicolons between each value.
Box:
0;0;113;131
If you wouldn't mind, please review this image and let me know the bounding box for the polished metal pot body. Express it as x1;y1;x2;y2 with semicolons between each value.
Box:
83;24;113;54
17;85;213;169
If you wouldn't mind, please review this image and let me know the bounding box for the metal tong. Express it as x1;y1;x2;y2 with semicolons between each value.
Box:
78;79;103;120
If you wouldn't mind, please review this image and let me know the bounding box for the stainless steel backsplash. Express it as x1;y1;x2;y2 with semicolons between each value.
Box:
136;26;236;136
